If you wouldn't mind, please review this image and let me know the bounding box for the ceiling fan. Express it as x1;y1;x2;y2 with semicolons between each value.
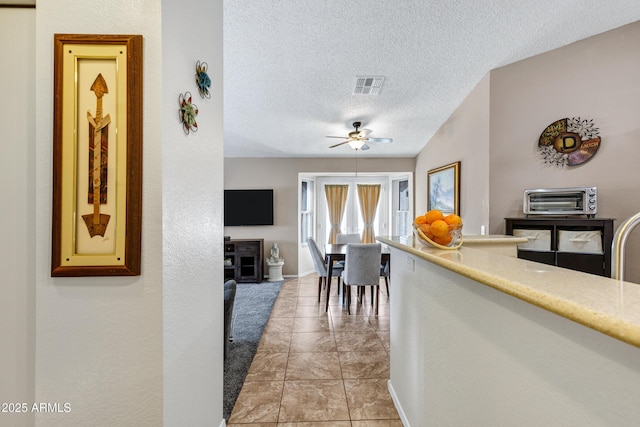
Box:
326;121;393;150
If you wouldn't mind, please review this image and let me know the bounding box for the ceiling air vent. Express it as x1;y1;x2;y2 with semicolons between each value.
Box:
353;76;385;95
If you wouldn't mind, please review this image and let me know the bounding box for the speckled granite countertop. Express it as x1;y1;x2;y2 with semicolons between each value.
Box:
378;235;640;349
462;234;528;244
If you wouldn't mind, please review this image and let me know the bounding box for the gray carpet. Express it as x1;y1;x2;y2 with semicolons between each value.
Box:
223;280;284;420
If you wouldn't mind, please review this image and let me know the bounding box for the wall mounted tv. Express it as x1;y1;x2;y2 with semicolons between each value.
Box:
224;189;274;226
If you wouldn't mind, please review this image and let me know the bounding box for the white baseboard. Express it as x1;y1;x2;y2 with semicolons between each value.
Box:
298;270;315;277
388;379;410;427
265;272;315;279
265;274;299;279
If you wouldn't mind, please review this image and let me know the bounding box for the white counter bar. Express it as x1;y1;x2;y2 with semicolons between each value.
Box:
378;235;640;427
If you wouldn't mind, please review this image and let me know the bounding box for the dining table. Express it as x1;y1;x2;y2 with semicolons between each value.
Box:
324;243;391;312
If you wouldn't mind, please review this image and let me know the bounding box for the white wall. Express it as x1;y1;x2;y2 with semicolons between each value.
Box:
389;246;640;426
162;0;224;425
34;2;163;425
29;1;224;426
0;8;35;427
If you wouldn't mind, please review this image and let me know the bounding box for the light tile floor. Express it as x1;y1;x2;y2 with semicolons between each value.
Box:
228;274;402;426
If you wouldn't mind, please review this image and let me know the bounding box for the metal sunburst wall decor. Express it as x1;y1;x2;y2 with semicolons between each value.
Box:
538;117;601;168
179;91;198;135
195;60;211;99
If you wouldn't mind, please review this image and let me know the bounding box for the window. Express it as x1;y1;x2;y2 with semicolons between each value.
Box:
316;176;388;247
392;177;411;236
300;179;314;245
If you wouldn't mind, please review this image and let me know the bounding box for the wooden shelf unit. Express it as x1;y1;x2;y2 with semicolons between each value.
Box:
224;239;264;283
505;217;614;277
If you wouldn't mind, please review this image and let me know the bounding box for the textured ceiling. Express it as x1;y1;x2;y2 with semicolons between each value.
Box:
223;0;640;158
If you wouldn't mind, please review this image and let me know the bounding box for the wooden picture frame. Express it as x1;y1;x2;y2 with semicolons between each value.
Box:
51;34;143;276
427;161;460;215
0;1;35;8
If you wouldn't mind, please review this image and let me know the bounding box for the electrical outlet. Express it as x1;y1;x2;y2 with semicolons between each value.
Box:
406;256;415;272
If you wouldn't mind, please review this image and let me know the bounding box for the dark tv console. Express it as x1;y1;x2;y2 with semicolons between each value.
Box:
224;239;264;283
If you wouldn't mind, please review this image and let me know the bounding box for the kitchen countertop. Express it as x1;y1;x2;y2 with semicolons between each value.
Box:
378;235;640;349
461;234;528;244
461;234;528;256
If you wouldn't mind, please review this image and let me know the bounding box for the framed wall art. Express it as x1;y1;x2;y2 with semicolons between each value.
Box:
51;34;143;276
427;161;460;215
538;117;601;168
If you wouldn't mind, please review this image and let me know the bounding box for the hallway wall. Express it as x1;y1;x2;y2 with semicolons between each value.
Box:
29;1;225;425
33;2;164;425
0;8;36;427
162;0;225;424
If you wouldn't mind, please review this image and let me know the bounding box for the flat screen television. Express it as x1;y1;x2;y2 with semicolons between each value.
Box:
224;189;274;226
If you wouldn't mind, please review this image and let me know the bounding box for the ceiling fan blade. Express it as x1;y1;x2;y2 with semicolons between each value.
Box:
329;140;351;148
367;137;393;143
326;136;349;139
359;128;372;137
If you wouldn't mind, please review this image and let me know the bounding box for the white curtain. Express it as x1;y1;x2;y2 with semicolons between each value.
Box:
357;184;381;243
324;184;349;244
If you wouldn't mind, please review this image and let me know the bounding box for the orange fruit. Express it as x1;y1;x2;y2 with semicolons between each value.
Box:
418;223;431;235
430;219;449;237
424;209;444;224
432;234;453;246
444;214;462;229
414;215;427;225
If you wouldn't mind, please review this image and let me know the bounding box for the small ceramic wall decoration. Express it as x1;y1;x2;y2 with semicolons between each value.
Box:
538;117;601;168
195;60;211;99
179;91;198;134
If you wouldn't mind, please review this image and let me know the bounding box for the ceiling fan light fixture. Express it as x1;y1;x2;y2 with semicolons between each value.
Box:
348;140;365;150
326;121;392;150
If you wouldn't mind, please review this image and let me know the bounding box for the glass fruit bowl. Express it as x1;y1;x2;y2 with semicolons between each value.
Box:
413;223;463;250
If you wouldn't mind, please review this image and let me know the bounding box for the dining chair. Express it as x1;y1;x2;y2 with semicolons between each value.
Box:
307;237;343;311
380;259;390;300
338;234;389;301
363;258;390;305
341;243;382;315
336;233;361;244
363;258;390;304
334;234;360;273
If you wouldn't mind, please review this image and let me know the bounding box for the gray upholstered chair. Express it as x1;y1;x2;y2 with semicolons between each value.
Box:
307;237;343;311
381;259;390;299
336;233;361;244
341;243;382;314
335;234;360;272
337;234;389;299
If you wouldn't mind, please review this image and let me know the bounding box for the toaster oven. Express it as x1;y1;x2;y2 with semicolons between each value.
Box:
523;187;597;217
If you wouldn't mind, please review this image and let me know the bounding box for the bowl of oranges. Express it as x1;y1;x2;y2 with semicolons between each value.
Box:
413;209;463;250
